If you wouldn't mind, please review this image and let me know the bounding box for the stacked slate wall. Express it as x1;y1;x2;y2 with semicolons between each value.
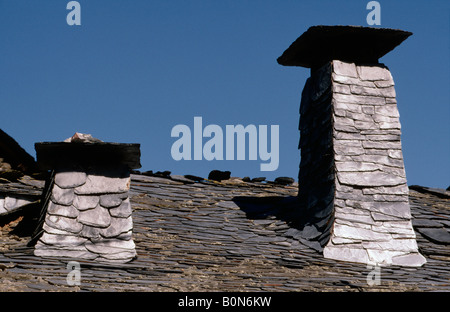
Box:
34;165;136;263
297;63;335;251
298;60;426;267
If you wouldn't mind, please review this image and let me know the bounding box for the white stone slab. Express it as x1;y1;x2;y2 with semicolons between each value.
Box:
39;232;87;246
391;253;427;267
100;216;133;238
73;194;100;211
47;202;79;218
74;175;130;195
356;65;393;81
78;204;111;228
323;245;369;264
51;185;75;206
109;198;132;218
337;171;405;187
332;223;392;241
4;196;34;211
46;215;83;234
332;60;358;78
55;171;87;189
85;238;135;254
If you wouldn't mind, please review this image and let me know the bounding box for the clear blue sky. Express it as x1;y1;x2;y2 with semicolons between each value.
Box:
0;0;448;188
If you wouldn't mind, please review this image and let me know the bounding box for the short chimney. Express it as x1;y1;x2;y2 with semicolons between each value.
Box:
278;26;426;266
33;133;141;263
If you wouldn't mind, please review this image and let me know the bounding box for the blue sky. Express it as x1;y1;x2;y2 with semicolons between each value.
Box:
0;0;449;188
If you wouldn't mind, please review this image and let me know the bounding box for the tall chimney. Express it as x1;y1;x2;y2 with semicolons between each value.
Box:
33;133;141;263
278;26;426;267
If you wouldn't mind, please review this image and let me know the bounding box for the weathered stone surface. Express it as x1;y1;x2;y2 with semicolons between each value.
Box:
75;174;130;195
78;204;111;228
323;245;369;264
335;161;379;172
4;196;33;211
372;114;400;124
332;73;376;87
45;215;83;234
371;212;407;222
416;228;450;244
39;233;87;246
79;225;102;239
391;253;427;267
367;202;411;219
0;202;8;215
99;194;124;208
354;120;378;130
116;230;133;241
332;84;351;94
85;239;135;254
356;65;393;81
362;239;418;252
362;141;402;150
51;185;75;206
412;219;443;228
336;213;375;225
73;195;100;211
378;86;396;98
350;85;385;97
337;171;405;187
333;93;386;105
109;198;132;218
346;111;374;122
42;222;74;236
388;150;403;159
47;202;79;218
100;216;133;238
334;132;363;140
355;155;404;168
333;223;391;241
333;60;358;77
54;171;87;189
378;121;401;130
374;80;395;88
361;106;375;115
375;104;400;117
333;145;365;156
34;243;97;260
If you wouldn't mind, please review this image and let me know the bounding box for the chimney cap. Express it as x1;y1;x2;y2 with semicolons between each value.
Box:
277;25;412;68
35;141;141;171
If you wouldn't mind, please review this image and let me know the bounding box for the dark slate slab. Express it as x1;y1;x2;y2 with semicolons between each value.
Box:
417;228;450;245
35;142;141;170
412;218;443;228
208;170;231;182
277;25;412;68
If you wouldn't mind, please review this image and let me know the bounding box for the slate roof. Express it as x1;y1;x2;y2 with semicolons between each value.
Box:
0;173;449;292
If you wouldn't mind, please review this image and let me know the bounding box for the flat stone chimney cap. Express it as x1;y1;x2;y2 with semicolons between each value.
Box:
35;141;141;171
277;25;412;68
